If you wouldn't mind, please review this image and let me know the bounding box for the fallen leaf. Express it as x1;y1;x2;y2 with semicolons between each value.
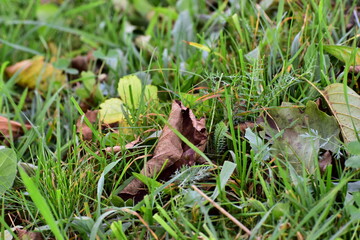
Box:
319;150;332;172
70;55;91;73
323;45;360;65
0;116;31;139
119;100;207;201
76;110;98;141
262;101;340;174
117;74;158;109
16;228;44;240
0;148;17;195
237;121;255;133
323;83;360;143
6;56;66;90
99;98;127;124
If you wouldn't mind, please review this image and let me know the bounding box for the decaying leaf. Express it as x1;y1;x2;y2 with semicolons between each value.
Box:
119;100;207;201
0;116;31;139
70;54;92;73
319;150;332;172
6;56;66;90
262;101;340;174
323;45;360;65
323;83;360;143
76;110;98;141
16;228;44;240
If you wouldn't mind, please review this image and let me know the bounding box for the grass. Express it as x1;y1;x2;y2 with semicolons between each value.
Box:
1;0;360;239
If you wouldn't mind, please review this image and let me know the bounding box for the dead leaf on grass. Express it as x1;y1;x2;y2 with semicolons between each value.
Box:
261;101;340;174
323;83;360;143
6;56;66;90
119;100;207;201
16;228;44;240
0;116;31;139
76;110;98;141
319;150;332;172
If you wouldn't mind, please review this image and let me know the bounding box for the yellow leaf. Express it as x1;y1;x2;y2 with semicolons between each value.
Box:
6;56;66;90
184;41;211;52
184;41;224;59
117;75;142;109
99;98;128;124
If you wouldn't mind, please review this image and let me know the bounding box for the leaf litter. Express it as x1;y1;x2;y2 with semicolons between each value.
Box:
119;100;207;201
259;101;340;174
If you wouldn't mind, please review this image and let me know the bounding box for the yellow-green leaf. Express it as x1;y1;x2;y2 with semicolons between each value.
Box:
117;75;142;109
323;83;360;143
5;56;66;90
99;98;127;124
117;75;158;109
184;41;224;59
144;85;158;102
184;41;211;52
323;45;360;65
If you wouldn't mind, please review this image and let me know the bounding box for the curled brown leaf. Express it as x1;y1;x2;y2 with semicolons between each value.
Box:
119;100;207;201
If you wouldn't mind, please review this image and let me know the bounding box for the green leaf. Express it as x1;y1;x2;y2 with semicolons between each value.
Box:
245;128;270;160
211;161;236;199
346;141;360;155
76;71;104;103
323;45;360;65
345;155;360;169
99;98;127;124
36;3;59;22
262;101;340;174
323;83;360;143
0;148;17;195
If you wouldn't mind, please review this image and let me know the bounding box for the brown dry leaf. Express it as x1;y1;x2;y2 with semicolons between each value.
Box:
70;52;95;79
119;100;207;200
236;121;255;133
319;150;332;172
76;110;98;141
0;116;31;139
16;228;44;240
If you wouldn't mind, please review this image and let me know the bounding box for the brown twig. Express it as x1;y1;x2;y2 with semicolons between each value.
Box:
191;185;252;236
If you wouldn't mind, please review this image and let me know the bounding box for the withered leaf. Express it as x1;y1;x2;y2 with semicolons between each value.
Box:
16;228;44;240
119;100;207;201
0;116;31;139
76;110;98;141
319;150;332;172
6;56;66;90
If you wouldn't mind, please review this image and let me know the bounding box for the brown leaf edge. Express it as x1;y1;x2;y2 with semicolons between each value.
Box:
0;116;31;139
